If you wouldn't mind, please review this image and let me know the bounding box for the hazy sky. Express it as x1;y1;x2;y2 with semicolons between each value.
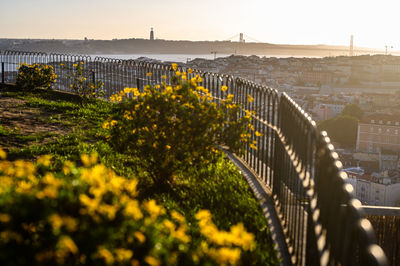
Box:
1;0;398;49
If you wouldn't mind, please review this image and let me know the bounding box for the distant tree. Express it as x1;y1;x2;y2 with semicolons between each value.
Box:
341;104;364;120
317;115;358;147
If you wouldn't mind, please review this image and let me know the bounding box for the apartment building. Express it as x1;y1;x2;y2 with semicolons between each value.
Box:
356;114;400;153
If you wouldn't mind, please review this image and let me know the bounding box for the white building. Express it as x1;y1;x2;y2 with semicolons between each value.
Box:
345;168;400;206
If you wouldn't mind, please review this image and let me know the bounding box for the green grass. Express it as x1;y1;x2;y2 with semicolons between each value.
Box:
0;85;279;265
0;124;12;136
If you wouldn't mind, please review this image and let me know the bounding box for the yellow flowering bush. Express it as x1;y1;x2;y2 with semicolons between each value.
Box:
16;63;56;90
103;69;251;186
63;62;104;100
0;149;254;265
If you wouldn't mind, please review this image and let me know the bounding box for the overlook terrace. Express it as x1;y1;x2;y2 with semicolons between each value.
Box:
0;50;393;265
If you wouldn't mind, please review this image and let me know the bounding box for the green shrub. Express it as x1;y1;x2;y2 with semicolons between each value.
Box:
102;70;252;187
16;63;56;90
62;62;104;100
0;149;255;265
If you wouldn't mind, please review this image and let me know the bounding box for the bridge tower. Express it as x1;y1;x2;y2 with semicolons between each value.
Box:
239;33;245;43
350;35;354;56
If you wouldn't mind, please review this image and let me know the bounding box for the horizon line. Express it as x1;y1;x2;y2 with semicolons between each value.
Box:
0;37;388;52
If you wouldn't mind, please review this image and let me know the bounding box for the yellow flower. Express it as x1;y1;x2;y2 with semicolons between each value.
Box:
48;214;63;231
124;87;133;93
110;120;118;127
250;144;258;150
188;68;193;73
216;247;241;265
221;85;228;92
0;213;11;223
163;219;176;232
98;204;118;220
161;75;167;79
146;72;152;77
134;231;146;243
0;148;6;159
97;246;114;265
176;71;181;76
62;161;74;175
195;75;203;83
115;248;133;262
248;94;254;103
124;200;143;220
145;256;160;266
171;63;178;71
171;210;185;223
143;199;164;220
57;235;78;255
195;209;212;221
80;153;98;166
37;155;52;167
165;145;171;150
123;111;133;120
174;226;191;243
255;131;263;137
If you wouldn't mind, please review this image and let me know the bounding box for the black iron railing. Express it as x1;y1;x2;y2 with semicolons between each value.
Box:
0;50;389;266
363;206;400;265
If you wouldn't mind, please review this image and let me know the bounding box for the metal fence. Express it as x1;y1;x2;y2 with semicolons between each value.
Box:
363;206;400;265
0;50;389;266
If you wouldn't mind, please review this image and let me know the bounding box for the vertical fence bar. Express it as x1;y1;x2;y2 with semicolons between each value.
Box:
1;62;4;84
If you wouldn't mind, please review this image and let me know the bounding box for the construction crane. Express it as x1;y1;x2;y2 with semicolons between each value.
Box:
385;45;393;55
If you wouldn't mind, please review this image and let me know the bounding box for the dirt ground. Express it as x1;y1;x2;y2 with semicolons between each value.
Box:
0;91;71;150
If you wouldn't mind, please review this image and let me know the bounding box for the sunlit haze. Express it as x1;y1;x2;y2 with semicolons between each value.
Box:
1;0;399;49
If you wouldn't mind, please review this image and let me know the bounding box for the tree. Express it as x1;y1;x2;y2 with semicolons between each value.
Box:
318;115;358;147
341;103;363;120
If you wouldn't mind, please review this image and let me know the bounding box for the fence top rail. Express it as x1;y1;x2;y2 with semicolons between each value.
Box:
3;50;48;56
363;205;400;216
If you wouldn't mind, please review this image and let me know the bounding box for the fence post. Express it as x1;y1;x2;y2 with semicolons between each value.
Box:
305;204;319;265
136;78;140;91
1;62;4;84
92;71;95;84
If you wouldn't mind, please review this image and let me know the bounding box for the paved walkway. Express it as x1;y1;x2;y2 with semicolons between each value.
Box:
224;149;292;266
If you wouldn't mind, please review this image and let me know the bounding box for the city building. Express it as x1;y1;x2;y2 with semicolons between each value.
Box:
379;149;399;171
311;101;345;120
299;71;332;86
356;114;400;153
345;168;400;206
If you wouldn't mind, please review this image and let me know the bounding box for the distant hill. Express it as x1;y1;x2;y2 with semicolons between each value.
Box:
0;38;385;57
